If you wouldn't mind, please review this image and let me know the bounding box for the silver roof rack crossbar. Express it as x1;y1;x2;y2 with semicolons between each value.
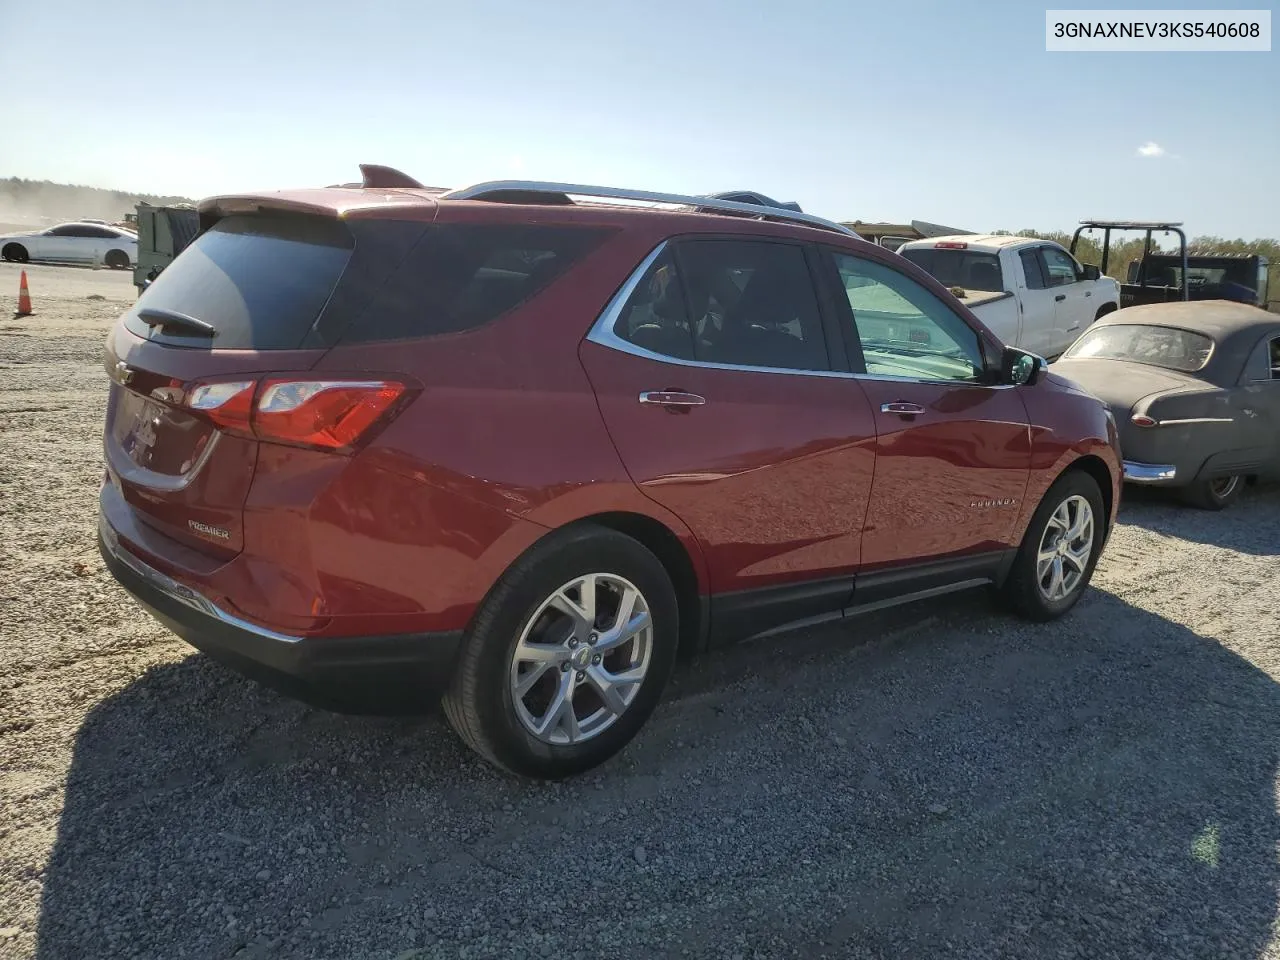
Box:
439;180;855;237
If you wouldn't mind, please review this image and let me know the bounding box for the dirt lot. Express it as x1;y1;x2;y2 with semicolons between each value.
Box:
0;260;1277;960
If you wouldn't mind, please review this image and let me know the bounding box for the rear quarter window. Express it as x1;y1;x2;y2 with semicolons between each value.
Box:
343;224;611;343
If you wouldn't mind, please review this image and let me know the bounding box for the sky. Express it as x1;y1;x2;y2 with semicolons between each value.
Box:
0;0;1276;237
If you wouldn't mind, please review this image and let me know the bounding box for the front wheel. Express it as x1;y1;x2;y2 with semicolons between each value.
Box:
1181;474;1243;511
104;249;130;269
443;525;679;779
1000;470;1106;621
2;243;28;263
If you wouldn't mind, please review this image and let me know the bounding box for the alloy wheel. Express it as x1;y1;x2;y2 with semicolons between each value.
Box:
509;573;653;745
1036;494;1095;603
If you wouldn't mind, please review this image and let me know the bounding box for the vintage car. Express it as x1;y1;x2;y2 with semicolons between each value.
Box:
1053;300;1280;508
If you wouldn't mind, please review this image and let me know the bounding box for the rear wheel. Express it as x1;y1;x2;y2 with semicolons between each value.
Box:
442;525;679;779
2;243;28;263
1000;470;1106;621
105;249;130;269
1180;474;1243;511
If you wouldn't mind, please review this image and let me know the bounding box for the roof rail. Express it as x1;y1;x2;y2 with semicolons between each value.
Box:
706;190;803;213
439;180;855;237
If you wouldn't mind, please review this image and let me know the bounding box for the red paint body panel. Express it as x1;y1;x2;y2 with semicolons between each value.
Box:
580;340;877;593
103;323;326;556
99;186;1122;667
1014;371;1123;540
855;381;1032;568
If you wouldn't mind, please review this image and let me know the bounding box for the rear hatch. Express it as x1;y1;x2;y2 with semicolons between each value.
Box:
103;209;425;558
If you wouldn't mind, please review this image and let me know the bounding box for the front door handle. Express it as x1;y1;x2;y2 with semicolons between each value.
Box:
639;390;706;408
880;401;925;416
1055;294;1067;302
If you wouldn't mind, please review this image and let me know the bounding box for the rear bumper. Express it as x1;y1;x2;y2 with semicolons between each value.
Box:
99;517;463;713
1122;461;1178;484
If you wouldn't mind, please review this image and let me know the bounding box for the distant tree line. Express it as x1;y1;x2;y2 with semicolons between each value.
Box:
0;177;194;225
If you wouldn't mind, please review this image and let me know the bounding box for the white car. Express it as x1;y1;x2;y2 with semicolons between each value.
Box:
0;221;139;269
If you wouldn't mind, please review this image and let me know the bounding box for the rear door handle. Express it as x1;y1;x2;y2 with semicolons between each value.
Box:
880;401;925;416
639;390;706;408
1055;294;1067;302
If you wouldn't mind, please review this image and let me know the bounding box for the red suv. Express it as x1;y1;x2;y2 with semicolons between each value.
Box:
100;167;1121;778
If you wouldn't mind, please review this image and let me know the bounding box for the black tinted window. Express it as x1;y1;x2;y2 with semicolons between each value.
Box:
50;225;91;237
899;248;1004;291
676;239;829;371
123;215;354;349
1019;249;1048;290
347;224;609;342
612;249;695;360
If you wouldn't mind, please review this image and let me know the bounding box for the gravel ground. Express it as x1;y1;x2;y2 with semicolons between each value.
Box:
1;261;1277;960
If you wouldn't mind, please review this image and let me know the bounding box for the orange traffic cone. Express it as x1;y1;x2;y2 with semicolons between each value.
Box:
15;270;32;317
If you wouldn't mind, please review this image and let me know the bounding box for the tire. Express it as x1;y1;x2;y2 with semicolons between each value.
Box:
2;243;29;263
1001;470;1106;621
104;249;130;270
442;525;679;779
1095;304;1117;321
1180;474;1243;511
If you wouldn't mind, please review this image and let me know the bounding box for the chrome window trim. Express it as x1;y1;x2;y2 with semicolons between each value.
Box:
1151;417;1234;425
585;241;1016;389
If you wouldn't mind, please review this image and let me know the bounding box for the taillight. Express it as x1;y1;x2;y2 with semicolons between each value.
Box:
186;380;255;434
181;377;412;452
935;241;968;249
1131;414;1158;428
256;380;407;450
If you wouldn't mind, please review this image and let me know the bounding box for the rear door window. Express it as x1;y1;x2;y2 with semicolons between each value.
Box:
124;215;355;349
611;248;696;360
674;239;830;372
1019;249;1048;289
609;239;831;372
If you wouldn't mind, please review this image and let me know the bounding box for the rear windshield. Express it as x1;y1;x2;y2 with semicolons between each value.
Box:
1063;323;1214;373
125;215;354;349
900;248;1004;291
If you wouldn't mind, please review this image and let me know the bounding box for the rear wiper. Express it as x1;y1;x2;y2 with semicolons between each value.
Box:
137;308;215;337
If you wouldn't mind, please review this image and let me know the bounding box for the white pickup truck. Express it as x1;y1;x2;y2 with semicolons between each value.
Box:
897;235;1121;359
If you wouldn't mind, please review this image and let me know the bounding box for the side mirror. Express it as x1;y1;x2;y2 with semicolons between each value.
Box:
1002;346;1044;386
1082;264;1101;281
